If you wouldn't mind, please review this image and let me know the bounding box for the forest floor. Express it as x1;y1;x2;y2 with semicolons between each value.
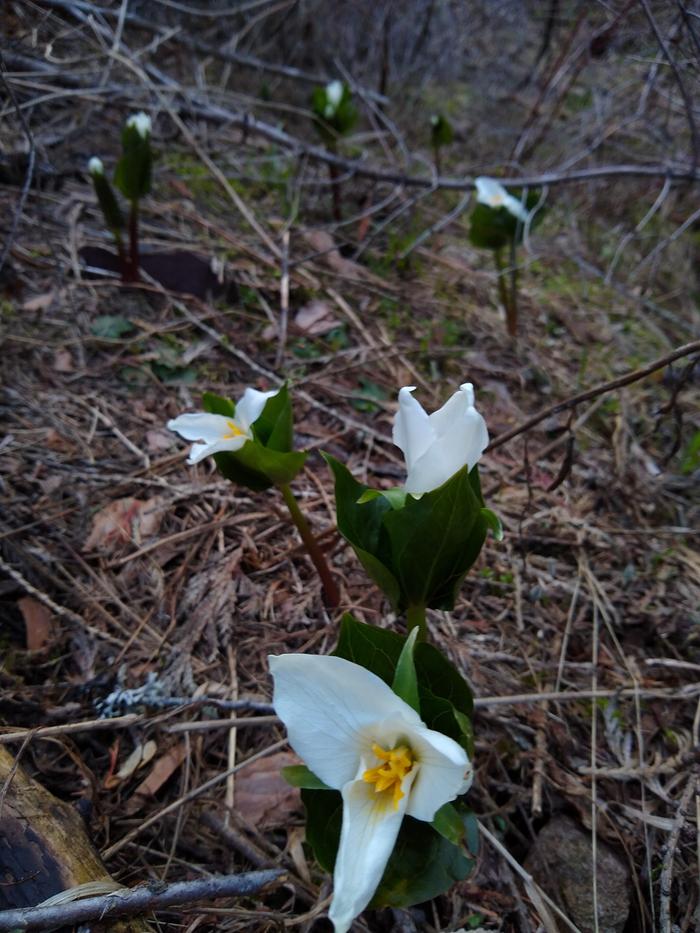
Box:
1;3;699;932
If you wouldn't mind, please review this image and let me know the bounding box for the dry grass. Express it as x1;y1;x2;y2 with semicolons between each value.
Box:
1;2;699;931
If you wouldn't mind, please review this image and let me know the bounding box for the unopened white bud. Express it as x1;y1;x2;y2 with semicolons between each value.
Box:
88;156;104;175
126;111;151;138
325;80;343;110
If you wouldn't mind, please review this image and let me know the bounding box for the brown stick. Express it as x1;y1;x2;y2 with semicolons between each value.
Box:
487;339;700;451
0;872;284;931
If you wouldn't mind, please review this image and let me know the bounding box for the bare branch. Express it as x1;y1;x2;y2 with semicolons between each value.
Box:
0;872;284;931
487;339;700;451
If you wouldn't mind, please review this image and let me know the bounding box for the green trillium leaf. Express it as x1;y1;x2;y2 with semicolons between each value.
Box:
333;615;474;750
382;465;484;610
469;189;545;251
203;386;306;490
333;613;404;686
301;787;343;873
481;507;504;541
202;391;235;418
282;765;331;791
430;114;454;149
114;122;152;201
326;459;489;612
311;83;358;145
91;172;124;232
371;814;476;909
431;802;466;845
252;384;294;452
391;627;420;713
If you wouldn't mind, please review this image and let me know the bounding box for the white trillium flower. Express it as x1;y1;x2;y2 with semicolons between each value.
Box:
88;156;104;175
325;79;344;112
270;654;472;933
126;111;152;138
474;176;528;223
167;387;278;464
393;383;489;496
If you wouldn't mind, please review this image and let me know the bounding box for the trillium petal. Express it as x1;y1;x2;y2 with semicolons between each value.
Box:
234;387;277;433
392;386;434;473
405;725;471;821
403;383;488;494
326;79;344;108
167;412;238;444
428;382;473;436
475;176;528;223
269;654;421;790
475;176;507;207
329;774;413;933
185;436;248;464
502;193;529;223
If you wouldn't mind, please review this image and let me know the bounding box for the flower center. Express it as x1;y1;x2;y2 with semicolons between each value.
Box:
222;419;245;440
363;743;414;810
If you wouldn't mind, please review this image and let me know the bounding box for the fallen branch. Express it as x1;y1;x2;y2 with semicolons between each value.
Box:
0;872;284;931
488;339;700;451
4;50;699;193
187;98;700;190
37;0;389;102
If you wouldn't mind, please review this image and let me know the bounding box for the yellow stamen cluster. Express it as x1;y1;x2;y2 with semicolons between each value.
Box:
363;743;414;810
222;419;245;440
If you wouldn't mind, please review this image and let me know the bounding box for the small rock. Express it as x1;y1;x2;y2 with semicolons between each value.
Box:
524;814;631;933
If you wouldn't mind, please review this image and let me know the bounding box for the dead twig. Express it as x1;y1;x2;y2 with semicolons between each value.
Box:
0;871;284;931
488;339;700;451
659;776;696;933
0;53;36;277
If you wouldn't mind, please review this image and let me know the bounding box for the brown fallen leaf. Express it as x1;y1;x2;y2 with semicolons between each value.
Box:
124;743;189;815
145;428;175;453
84;496;163;554
302;229;384;285
234;751;301;828
53;348;73;372
18;596;54;651
294;299;342;336
22;290;56;313
104;740;159;789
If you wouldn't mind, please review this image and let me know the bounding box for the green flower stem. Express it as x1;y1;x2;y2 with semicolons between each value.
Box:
406;604;427;641
278;483;340;610
508;235;519;338
493;249;510;333
111;228;128;280
327;141;343;224
127;199;139;282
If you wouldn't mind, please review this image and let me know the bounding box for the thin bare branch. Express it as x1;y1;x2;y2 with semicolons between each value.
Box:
0;871;284;931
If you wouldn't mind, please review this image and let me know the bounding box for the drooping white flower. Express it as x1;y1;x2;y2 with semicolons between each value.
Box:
88;156;104;175
270;653;471;933
167;387;278;464
325;80;344;111
474;176;528;223
393;383;489;496
126;111;152;138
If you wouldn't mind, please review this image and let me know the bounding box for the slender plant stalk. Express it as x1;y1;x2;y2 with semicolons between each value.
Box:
406;604;427;641
113;229;129;281
494;248;517;337
508;235;519;337
127;199;139;281
278;483;340;609
327;141;343;223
